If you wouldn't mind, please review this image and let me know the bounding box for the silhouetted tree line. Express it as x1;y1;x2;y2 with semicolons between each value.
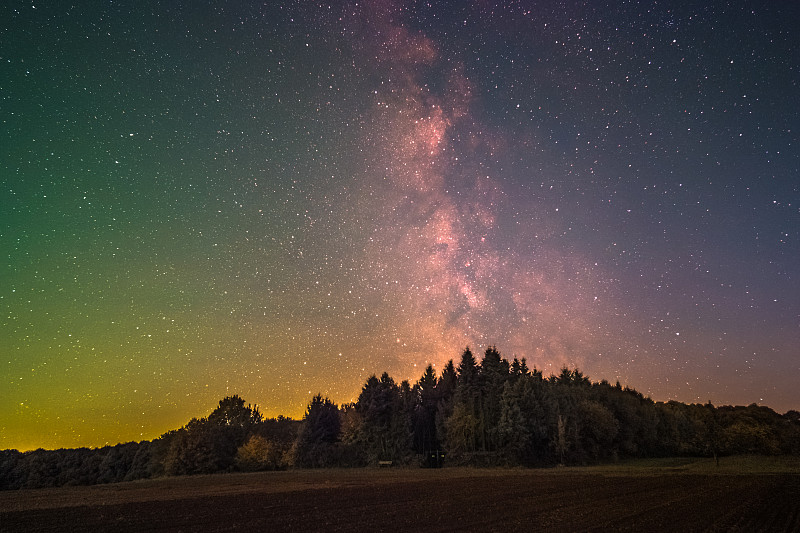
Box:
2;348;799;489
0;395;299;490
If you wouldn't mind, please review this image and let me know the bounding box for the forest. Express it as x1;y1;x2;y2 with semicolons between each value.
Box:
2;346;799;490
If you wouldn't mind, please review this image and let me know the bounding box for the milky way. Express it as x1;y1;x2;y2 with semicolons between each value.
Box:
1;1;798;450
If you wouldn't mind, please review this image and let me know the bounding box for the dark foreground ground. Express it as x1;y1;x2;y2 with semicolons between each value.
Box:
2;457;799;532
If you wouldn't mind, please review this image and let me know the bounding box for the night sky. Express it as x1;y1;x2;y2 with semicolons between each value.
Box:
2;1;798;451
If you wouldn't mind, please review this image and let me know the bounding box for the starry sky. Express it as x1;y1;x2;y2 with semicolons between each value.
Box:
1;1;798;451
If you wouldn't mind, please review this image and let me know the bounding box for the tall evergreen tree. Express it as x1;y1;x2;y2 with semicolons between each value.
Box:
498;379;530;461
355;373;412;462
435;360;458;455
457;347;479;387
437;360;458;401
292;394;341;467
413;364;441;453
446;347;484;456
479;346;510;451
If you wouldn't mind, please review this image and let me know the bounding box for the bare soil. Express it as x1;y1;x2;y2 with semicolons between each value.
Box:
2;461;799;532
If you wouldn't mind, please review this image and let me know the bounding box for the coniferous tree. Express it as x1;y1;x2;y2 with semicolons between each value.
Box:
434;360;458;456
354;373;412;462
498;379;530;462
437;360;458;400
457;347;480;391
413;364;441;454
555;367;574;386
479;346;510;451
290;394;341;467
510;357;530;380
499;371;551;464
445;347;484;457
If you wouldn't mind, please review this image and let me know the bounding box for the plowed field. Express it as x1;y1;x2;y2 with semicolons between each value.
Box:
2;460;799;532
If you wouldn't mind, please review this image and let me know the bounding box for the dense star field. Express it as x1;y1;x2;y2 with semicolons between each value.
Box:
1;1;798;451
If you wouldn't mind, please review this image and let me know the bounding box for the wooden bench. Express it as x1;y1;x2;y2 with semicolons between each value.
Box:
378;460;393;467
